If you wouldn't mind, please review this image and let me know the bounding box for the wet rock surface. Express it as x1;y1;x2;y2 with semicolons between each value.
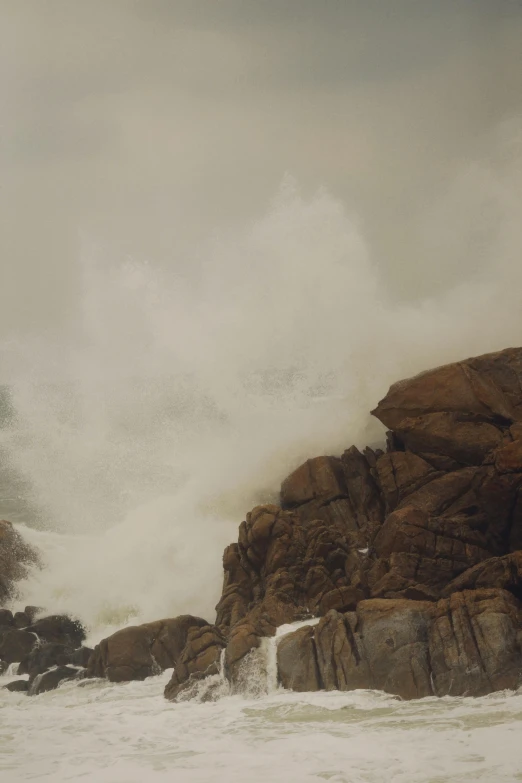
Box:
277;588;522;699
5;347;522;703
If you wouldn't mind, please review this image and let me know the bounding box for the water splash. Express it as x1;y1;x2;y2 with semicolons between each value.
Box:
0;157;521;635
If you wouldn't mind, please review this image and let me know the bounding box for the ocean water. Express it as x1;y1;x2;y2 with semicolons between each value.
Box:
1;668;522;783
1;184;522;781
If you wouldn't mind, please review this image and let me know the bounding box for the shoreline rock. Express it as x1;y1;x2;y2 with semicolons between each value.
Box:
3;346;522;701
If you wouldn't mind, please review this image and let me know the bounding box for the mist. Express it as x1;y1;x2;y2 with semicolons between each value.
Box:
1;1;522;632
1;1;521;334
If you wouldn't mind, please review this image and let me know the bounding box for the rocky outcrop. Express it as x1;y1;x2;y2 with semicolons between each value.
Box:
87;615;209;682
371;348;522;432
208;347;522;700
214;503;367;681
280;448;384;546
7;347;522;704
277;589;522;699
442;550;522;598
164;624;226;701
0;520;39;603
366;505;495;601
0;613;88;696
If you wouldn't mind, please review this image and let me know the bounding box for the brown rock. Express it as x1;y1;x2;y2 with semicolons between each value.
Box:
395;412;503;467
372;349;520;431
495;438;522;473
280;448;384;544
0;628;38;663
215;504;366;678
18;642;74;679
442;550;522;599
87;615;208;682
367;506;494;600
278;589;522;700
375;451;442;514
281;456;345;507
164;624;226;701
277;625;320;691
279;600;433;700
429;589;522;696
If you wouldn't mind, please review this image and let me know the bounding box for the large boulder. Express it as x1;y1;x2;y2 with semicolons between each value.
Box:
366;505;494;600
441;550;522;599
87;615;209;682
277;588;522;699
371;348;522;432
429;589;522;696
375;451;443;515
0;520;39;603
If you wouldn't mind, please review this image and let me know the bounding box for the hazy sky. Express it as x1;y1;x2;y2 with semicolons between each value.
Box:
1;0;521;335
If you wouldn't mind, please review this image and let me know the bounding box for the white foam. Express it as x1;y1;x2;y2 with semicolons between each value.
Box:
1;672;522;782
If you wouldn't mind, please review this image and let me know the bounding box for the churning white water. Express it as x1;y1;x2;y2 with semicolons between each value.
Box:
1;177;522;780
1;668;522;783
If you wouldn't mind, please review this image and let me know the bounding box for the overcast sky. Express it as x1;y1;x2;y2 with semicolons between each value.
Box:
1;0;521;335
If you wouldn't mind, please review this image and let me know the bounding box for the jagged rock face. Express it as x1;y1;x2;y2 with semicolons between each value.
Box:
371;348;522;432
442;550;522;598
87;615;209;682
0;520;39;604
277;589;522;699
164;624;226;701
215;504;367;681
280;448;384;546
217;505;367;630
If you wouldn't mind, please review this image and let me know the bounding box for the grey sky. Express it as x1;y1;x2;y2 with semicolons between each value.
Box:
1;0;521;335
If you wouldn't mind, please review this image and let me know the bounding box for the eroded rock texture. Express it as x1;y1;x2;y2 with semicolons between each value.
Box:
215;503;368;681
210;347;522;698
277;589;522;699
87;615;209;682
